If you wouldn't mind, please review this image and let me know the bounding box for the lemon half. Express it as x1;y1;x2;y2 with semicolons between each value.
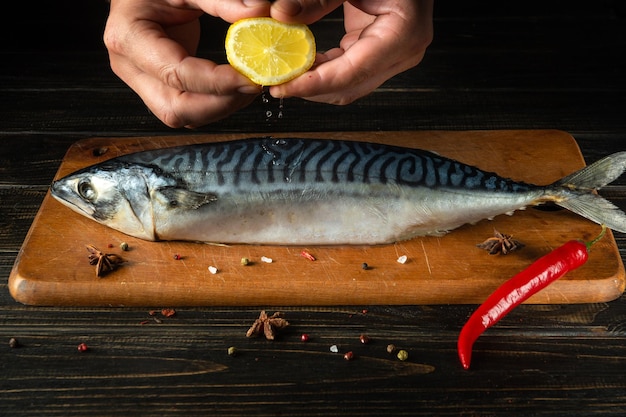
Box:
225;17;316;86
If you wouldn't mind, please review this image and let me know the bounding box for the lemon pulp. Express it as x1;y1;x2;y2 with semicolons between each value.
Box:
225;17;316;86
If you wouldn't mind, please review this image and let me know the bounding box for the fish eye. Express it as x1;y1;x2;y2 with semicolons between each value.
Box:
77;179;97;201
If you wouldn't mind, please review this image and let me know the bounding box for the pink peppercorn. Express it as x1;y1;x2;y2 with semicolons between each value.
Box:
300;250;316;261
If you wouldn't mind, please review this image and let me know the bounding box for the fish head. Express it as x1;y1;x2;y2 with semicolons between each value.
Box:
50;162;158;240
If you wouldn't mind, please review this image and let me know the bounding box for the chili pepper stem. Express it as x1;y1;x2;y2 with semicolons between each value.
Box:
585;224;607;251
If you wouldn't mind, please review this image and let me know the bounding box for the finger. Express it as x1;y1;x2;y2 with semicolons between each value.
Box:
270;32;409;104
191;0;271;22
269;58;382;105
113;54;257;127
108;19;260;96
104;0;268;127
270;5;432;104
270;0;345;24
164;19;201;55
140;73;258;128
106;1;267;94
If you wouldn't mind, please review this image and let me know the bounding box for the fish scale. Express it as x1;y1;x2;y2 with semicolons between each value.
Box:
50;137;626;244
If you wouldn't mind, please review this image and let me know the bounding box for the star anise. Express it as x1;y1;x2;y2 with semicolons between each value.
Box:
476;229;524;255
86;244;124;278
246;310;290;340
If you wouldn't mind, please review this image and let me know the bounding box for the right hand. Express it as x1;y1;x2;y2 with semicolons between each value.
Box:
103;0;271;128
269;0;434;105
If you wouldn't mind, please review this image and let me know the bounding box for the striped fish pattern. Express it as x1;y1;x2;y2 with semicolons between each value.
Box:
127;138;532;191
50;137;626;244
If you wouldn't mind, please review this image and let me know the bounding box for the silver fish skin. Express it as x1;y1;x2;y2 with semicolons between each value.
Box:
50;137;626;245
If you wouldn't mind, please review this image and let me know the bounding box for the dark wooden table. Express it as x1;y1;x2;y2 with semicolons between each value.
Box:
2;1;626;415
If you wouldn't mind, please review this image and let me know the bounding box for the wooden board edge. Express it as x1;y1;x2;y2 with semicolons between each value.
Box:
9;278;625;307
10;264;625;307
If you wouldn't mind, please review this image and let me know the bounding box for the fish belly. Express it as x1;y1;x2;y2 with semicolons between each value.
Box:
152;185;540;245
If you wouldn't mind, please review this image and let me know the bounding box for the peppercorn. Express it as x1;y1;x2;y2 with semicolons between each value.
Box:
77;343;89;352
361;262;369;270
227;346;238;356
343;351;355;361
120;242;129;251
386;344;396;354
359;334;371;344
300;250;316;261
8;337;19;348
397;349;409;361
300;334;310;342
241;257;250;266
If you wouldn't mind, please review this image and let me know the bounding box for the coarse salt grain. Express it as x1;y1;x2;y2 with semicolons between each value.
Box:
330;344;339;353
397;255;408;264
208;266;218;274
261;256;273;263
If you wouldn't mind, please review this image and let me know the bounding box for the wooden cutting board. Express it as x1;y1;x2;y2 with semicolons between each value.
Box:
9;130;625;306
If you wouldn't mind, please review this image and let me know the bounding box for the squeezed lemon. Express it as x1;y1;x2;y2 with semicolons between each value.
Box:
225;17;316;86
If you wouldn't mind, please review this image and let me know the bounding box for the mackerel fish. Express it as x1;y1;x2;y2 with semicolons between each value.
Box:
50;137;626;245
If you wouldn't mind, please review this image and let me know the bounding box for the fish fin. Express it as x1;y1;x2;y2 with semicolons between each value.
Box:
557;151;626;190
556;193;626;232
157;187;218;210
552;152;626;233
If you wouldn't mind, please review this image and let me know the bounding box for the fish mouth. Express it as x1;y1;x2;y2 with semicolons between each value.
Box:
50;180;96;217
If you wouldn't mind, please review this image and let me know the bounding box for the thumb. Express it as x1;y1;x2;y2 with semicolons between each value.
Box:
270;0;344;24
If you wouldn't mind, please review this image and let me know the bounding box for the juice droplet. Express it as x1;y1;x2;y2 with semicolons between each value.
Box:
261;90;285;124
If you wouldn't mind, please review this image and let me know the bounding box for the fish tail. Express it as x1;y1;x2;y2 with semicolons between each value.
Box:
551;151;626;233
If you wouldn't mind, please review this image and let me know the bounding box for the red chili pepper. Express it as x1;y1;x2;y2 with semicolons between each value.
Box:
458;226;606;370
300;250;316;261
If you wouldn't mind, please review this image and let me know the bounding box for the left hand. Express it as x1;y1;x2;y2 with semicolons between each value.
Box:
268;0;434;104
103;0;271;128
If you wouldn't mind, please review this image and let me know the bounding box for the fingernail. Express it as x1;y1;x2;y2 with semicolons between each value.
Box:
238;84;262;95
269;86;290;99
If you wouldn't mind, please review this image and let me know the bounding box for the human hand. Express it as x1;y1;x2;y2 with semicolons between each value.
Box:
269;0;433;105
104;0;270;128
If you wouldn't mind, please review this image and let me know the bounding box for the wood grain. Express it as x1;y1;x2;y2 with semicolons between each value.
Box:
9;130;625;306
